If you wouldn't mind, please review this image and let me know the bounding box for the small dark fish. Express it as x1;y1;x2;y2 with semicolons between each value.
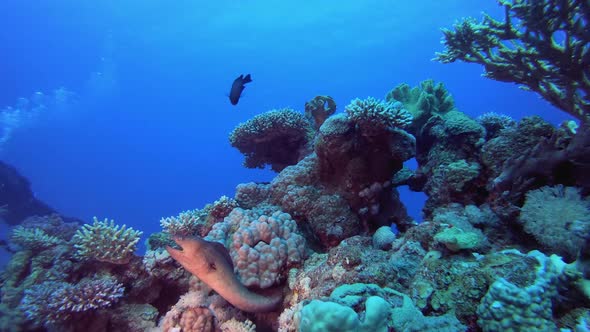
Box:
229;74;252;105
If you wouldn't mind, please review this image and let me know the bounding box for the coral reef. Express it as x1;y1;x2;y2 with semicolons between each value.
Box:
304;95;336;130
73;217;143;264
20;275;125;329
229;108;315;172
519;185;590;260
345;97;413;135
372;226;396;251
206;207;307;289
436;0;590;122
4;33;590;330
10;226;62;251
161;195;238;238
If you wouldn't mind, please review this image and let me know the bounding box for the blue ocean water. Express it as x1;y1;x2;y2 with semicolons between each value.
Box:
0;0;573;244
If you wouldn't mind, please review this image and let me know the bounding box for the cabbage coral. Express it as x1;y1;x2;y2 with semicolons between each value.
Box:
72;217;142;264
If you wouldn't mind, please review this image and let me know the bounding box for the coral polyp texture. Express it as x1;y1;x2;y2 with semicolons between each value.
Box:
161;208;205;237
72;216;142;264
10;226;62;251
206;207;307;288
161;195;239;238
229;108;315;172
20;275;124;329
435;0;590;122
345;97;413;135
519;185;590;260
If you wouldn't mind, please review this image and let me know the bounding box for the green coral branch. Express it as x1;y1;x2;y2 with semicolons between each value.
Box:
10;227;61;251
435;0;590;122
73;217;142;264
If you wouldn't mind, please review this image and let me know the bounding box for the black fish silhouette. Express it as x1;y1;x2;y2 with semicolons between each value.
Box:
229;74;252;105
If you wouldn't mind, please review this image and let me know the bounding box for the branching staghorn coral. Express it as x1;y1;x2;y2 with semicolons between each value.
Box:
435;0;590;122
10;226;62;251
72;217;142;264
161;209;205;237
160;196;238;237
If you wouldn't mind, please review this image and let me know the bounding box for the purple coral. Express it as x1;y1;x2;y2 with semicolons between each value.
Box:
20;275;124;327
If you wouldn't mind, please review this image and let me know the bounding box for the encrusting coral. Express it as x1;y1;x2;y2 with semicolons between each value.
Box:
72;216;142;264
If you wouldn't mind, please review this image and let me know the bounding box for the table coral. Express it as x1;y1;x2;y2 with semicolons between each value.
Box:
345;97;413;135
229;108;315;172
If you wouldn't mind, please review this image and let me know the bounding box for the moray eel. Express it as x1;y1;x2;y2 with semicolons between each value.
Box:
166;237;282;313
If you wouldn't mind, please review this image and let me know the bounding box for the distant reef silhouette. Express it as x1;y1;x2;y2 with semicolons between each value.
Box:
0;161;56;225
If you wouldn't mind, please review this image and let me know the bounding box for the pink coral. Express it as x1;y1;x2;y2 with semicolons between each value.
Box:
206;208;306;288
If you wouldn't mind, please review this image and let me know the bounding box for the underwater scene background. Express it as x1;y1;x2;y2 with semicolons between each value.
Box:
0;0;589;331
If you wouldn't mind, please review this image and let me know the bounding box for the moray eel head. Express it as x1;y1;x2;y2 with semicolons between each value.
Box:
165;236;283;313
166;237;232;278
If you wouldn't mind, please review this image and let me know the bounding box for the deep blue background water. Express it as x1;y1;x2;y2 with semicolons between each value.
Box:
0;0;574;242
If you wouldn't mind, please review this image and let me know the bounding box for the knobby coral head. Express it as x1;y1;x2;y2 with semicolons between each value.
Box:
166;236;283;313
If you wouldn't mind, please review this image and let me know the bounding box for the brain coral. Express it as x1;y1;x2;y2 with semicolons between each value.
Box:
229;108;314;172
73;217;142;264
206;207;307;288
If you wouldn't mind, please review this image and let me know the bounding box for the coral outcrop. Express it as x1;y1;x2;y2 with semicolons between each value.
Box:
229;108;315;172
